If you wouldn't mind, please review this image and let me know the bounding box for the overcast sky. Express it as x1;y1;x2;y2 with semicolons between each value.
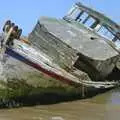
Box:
0;0;120;35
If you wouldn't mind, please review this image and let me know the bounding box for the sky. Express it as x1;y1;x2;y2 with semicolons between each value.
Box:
0;0;120;35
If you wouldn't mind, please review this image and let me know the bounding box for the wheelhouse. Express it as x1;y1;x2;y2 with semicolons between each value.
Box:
63;2;120;50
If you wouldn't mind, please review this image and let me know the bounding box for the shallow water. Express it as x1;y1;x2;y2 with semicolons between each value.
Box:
0;88;120;120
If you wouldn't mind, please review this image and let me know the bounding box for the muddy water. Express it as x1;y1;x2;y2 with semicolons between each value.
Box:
0;88;120;120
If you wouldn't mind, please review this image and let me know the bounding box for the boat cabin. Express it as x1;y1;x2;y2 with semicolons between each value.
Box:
64;2;120;49
29;2;120;81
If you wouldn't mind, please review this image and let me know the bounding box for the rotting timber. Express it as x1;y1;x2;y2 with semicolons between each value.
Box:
0;2;120;108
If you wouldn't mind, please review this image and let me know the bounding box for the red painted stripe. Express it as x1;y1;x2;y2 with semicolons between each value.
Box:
6;48;79;87
25;60;79;87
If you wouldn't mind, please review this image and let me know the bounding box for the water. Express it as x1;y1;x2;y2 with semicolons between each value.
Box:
0;88;120;120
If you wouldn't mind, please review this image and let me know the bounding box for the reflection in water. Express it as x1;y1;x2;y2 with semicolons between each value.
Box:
110;89;120;105
89;88;120;105
0;88;120;120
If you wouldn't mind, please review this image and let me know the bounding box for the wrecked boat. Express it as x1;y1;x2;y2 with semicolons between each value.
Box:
28;2;120;89
0;2;120;107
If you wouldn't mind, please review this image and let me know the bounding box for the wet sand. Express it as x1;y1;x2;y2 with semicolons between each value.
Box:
0;88;120;120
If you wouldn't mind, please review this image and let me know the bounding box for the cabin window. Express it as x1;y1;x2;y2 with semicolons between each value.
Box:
74;11;99;30
97;25;120;49
84;17;96;28
115;40;120;49
113;33;120;49
67;6;82;20
97;25;115;40
72;9;82;20
79;12;89;23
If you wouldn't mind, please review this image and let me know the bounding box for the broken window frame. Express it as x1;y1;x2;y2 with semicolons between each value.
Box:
64;4;120;49
65;6;100;30
97;25;115;40
97;24;120;49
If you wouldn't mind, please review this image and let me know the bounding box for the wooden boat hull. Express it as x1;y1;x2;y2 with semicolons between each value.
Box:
4;40;120;90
